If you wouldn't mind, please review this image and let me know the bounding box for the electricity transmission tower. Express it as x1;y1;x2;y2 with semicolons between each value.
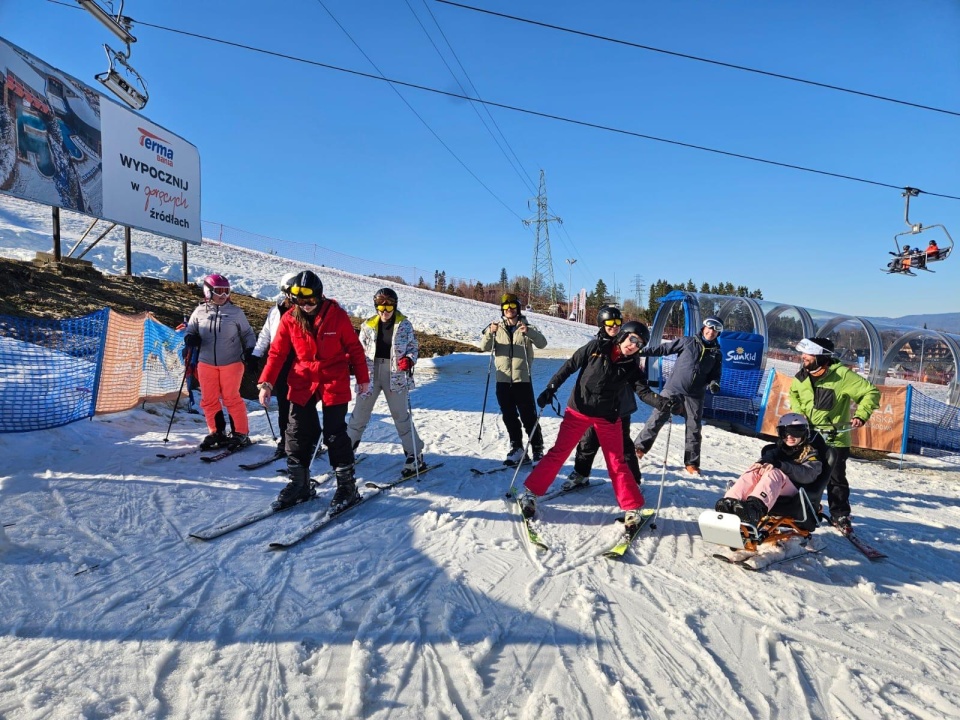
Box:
632;274;646;307
522;170;561;311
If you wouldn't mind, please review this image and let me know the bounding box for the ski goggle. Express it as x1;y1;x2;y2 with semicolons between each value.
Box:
778;425;807;439
210;287;230;297
290;285;315;297
296;296;318;307
603;318;622;327
376;304;395;312
702;318;723;332
501;302;518;310
625;334;643;347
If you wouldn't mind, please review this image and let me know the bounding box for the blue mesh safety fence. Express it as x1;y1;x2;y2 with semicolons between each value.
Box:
0;310;107;432
906;387;960;457
141;316;185;401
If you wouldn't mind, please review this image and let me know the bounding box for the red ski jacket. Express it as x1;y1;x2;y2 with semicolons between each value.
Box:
259;299;369;407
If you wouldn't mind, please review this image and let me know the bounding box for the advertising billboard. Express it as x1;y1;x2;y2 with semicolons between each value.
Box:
0;36;200;244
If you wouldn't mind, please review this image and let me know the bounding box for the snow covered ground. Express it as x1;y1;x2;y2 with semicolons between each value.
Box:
2;196;960;719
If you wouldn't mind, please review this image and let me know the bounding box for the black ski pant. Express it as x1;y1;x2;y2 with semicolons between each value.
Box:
495;381;543;450
823;446;852;517
286;401;352;472
574;415;641;483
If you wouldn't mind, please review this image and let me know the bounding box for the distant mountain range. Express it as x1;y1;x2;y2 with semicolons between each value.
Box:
867;312;960;334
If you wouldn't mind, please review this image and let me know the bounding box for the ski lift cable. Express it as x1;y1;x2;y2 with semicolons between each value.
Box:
436;0;960;119
51;1;960;201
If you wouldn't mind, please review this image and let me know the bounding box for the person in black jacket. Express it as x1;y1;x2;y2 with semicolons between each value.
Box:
634;316;723;475
564;308;653;490
518;321;669;528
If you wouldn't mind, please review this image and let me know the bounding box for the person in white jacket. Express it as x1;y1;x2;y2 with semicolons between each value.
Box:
347;287;424;476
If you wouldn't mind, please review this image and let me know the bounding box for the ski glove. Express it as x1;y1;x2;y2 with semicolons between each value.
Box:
183;333;201;348
397;356;414;372
759;448;781;468
537;386;556;409
671;397;685;416
708;380;721;394
654;394;674;412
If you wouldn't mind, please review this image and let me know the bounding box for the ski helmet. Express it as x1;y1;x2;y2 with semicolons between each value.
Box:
617;320;650;347
702;316;724;333
203;273;230;300
374;287;399;307
289;270;323;300
776;412;810;453
596;305;622;329
279;271;299;294
500;292;520;308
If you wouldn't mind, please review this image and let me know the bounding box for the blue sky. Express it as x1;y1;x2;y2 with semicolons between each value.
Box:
4;0;959;317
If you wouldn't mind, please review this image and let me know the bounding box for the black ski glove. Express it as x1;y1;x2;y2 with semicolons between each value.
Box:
759;448;781;467
537;386;556;409
183;333;201;348
671;397;685;416
654;394;673;412
708;380;721;394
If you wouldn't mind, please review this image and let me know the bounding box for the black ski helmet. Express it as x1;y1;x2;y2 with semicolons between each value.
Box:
289;270;323;299
596;305;622;329
374;287;399;307
617;320;650;347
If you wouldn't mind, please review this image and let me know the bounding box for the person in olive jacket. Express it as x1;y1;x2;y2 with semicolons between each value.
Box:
480;293;548;466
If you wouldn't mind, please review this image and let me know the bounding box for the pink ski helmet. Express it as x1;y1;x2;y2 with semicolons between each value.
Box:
203;273;231;300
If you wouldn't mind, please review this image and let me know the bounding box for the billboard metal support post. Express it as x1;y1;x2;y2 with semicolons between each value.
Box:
52;207;61;262
124;226;132;276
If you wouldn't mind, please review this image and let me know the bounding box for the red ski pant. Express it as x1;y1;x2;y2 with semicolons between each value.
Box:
197;361;249;435
724;465;797;510
524;407;644;511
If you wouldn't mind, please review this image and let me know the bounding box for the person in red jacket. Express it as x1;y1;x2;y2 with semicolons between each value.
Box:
257;270;370;511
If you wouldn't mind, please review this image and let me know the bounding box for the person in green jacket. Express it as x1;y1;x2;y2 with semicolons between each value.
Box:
788;337;880;534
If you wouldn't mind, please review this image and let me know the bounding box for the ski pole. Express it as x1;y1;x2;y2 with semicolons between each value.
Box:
404;371;423;481
307;400;324;474
504;395;560;499
264;403;277;441
162;363;189;443
649;417;673;530
477;344;496;441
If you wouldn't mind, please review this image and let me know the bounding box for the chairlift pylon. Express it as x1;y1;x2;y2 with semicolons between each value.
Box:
882;187;953;277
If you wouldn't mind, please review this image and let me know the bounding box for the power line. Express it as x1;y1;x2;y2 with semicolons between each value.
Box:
310;0;526;223
48;1;960;201
436;0;960;119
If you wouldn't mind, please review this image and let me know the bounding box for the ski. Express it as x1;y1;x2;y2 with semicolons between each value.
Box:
188;492;322;541
156;446;201;460
239;448;286;471
820;514;886;559
268;461;440;550
200;440;256;463
601;509;656;560
364;462;444;490
713;539;822;571
514;496;548;552
504;478;602;502
470;465;512;476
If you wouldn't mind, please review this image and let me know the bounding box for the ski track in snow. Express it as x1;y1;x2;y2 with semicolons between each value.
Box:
2;197;960;717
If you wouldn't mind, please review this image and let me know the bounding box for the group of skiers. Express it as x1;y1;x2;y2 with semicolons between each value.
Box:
183;271;879;537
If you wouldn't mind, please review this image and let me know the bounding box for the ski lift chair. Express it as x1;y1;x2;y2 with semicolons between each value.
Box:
885;188;955;275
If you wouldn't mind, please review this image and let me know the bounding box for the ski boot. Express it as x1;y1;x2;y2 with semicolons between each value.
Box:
271;466;315;510
329;464;360;512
